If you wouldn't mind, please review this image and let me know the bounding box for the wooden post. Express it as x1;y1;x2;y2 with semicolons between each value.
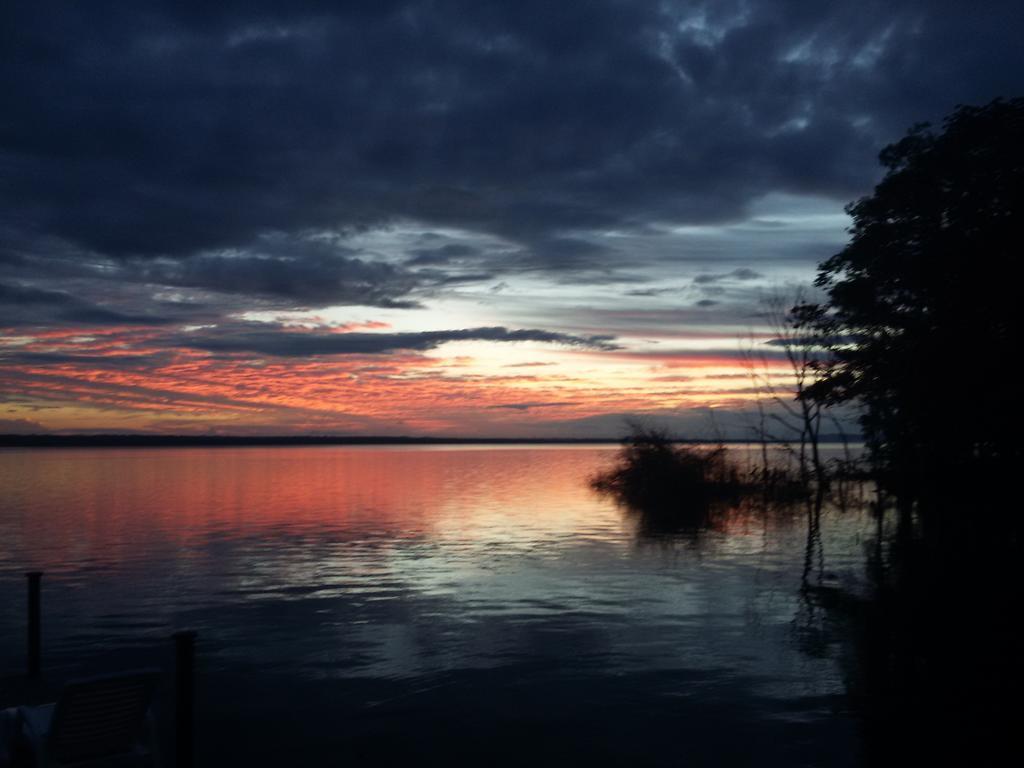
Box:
26;571;42;678
173;630;197;768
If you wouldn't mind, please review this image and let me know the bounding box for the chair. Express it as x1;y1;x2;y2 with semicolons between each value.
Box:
16;670;160;767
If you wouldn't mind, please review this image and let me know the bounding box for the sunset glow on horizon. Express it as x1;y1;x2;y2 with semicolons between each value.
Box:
5;1;1016;437
2;205;839;438
1;297;800;437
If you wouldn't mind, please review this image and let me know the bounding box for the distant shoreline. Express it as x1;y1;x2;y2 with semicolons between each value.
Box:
0;434;857;448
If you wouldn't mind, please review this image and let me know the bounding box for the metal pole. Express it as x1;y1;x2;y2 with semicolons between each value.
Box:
26;571;42;678
173;630;197;768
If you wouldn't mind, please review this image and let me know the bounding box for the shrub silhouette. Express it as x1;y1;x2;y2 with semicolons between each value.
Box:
590;426;744;522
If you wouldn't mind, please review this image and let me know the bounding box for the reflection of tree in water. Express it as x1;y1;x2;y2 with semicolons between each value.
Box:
789;487;1018;765
596;436;1018;763
623;493;799;543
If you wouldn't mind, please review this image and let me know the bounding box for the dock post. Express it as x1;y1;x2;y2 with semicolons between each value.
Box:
26;571;42;678
173;630;197;768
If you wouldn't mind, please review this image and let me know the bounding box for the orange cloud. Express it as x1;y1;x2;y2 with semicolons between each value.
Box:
1;324;780;435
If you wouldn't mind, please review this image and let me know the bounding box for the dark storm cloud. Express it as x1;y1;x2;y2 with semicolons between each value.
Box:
625;288;679;297
0;418;48;434
0;282;171;327
406;244;481;266
2;0;1023;308
693;268;764;284
487;402;574;411
175;325;620;357
141;241;422;307
408;237;622;283
764;334;858;347
0;351;173;368
522;238;617;271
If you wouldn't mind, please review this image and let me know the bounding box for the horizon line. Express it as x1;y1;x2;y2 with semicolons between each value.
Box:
0;433;859;448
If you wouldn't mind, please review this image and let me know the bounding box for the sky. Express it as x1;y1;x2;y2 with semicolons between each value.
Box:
2;0;1023;437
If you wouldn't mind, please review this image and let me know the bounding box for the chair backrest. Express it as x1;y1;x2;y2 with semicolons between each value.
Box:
48;669;159;764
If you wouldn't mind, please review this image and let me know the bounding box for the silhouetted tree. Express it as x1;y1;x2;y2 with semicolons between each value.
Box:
797;101;1024;763
800;98;1024;507
743;288;829;489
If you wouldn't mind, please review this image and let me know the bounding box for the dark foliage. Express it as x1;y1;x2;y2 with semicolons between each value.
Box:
797;98;1024;504
793;100;1024;764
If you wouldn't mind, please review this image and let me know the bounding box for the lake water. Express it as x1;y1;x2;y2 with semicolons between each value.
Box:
0;445;872;766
